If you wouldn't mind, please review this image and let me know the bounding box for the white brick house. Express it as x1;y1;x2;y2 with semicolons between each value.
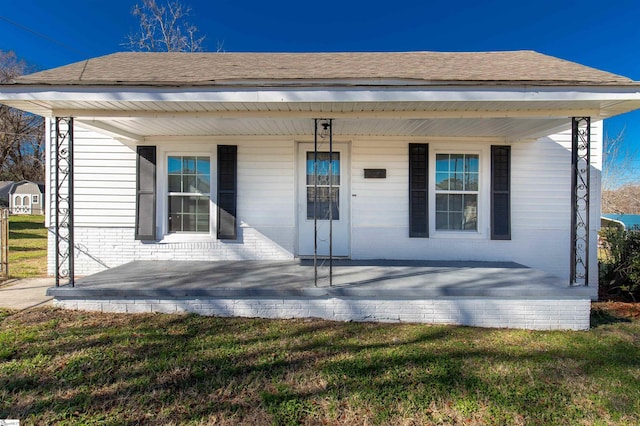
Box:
2;50;640;329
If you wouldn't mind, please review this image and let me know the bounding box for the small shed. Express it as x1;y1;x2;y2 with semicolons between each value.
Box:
9;180;45;215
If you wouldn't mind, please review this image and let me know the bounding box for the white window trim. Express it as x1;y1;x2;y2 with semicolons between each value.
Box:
429;144;489;239
32;195;39;204
156;144;217;243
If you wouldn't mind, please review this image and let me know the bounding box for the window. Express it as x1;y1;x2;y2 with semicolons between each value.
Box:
167;155;210;233
23;195;30;206
14;196;21;206
306;152;340;220
435;153;479;231
32;195;39;204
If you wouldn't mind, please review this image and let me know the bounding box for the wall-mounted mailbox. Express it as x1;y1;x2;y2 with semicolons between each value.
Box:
364;169;387;179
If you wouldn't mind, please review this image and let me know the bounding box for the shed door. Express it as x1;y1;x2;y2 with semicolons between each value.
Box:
297;143;350;257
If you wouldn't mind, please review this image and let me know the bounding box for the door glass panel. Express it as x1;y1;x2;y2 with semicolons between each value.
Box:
306;152;340;185
306;152;340;220
307;187;339;220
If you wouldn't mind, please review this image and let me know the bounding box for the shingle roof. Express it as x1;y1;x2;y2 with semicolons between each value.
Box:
11;50;636;87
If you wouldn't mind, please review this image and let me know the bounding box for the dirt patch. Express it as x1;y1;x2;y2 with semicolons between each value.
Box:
592;301;640;319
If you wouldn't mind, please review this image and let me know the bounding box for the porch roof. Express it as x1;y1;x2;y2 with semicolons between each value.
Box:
2;51;640;142
8;51;637;86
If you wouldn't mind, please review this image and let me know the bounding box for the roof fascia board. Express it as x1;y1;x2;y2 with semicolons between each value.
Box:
2;86;640;104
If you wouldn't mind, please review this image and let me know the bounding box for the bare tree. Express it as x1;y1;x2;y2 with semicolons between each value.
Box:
125;0;206;52
601;129;640;214
602;129;640;214
603;184;640;214
0;51;45;182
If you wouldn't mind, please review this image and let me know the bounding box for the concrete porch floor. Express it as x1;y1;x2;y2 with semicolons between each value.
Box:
47;260;595;299
46;260;594;330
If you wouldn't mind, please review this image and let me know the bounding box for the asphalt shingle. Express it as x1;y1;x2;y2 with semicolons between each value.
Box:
11;51;635;87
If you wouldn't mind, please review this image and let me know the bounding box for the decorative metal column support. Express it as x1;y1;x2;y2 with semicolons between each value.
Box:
570;117;590;286
327;119;334;287
313;119;319;287
312;118;334;287
54;117;74;287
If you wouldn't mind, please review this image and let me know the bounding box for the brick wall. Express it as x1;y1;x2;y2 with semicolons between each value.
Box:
49;226;294;275
53;296;592;331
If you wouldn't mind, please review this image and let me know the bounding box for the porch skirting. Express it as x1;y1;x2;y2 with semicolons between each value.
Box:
52;296;591;331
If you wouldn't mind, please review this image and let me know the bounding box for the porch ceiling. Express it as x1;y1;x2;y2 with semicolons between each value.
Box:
78;116;573;142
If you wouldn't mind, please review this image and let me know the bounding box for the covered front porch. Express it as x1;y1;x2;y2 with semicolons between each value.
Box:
47;260;594;330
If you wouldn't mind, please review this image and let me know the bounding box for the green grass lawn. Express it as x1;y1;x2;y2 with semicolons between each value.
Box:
7;214;47;278
0;304;638;425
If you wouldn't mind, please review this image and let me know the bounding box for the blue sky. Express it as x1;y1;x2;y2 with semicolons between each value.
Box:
2;0;640;174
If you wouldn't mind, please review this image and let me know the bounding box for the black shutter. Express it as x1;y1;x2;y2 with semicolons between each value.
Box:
491;145;511;240
135;146;156;240
217;145;237;240
409;143;429;238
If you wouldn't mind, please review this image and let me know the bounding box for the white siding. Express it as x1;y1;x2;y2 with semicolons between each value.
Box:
351;141;407;227
237;141;295;227
47;124;137;228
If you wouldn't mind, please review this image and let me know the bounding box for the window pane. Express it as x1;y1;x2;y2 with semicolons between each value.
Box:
168;156;182;174
183;156;196;173
183;176;197;193
168;175;182;192
435;194;448;211
450;194;462;211
436;154;449;172
466;155;479;173
463;195;478;230
435;172;449;190
451;154;464;172
197;197;209;214
465;173;479;191
196;158;210;174
450;172;463;190
182;214;196;232
183;196;197;213
449;213;463;230
197;174;210;193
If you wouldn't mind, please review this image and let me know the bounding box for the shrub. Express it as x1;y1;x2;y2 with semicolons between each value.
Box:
599;227;640;302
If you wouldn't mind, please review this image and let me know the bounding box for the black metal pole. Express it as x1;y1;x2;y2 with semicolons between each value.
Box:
328;119;333;287
313;119;318;287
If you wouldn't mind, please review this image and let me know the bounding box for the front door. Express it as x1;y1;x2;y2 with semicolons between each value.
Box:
297;143;350;257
